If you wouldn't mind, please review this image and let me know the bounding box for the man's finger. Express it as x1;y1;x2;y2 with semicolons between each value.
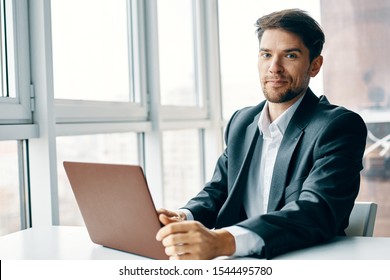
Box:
158;213;175;225
156;221;198;241
164;243;192;256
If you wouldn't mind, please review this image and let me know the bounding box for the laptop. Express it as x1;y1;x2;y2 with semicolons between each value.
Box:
63;161;168;260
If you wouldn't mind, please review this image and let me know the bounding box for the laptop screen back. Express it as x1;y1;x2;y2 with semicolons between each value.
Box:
63;161;168;259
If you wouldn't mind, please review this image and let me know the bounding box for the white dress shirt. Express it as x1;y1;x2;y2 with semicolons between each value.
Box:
182;94;305;257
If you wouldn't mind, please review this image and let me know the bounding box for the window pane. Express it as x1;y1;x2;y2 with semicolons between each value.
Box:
321;0;390;237
360;124;390;237
162;129;202;209
51;0;134;102
0;141;20;236
56;133;139;226
157;0;198;106
218;0;321;119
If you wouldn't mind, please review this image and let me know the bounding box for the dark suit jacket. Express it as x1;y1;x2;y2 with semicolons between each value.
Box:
183;89;367;259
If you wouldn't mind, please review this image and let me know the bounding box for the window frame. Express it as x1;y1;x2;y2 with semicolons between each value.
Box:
0;0;32;125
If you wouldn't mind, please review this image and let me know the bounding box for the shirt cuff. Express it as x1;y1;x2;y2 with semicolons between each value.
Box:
179;208;194;220
224;225;264;257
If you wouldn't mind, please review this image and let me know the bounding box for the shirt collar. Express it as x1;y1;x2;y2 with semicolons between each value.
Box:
258;93;305;138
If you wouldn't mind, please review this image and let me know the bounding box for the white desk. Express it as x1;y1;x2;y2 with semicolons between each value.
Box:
275;236;390;260
0;226;389;260
0;226;149;260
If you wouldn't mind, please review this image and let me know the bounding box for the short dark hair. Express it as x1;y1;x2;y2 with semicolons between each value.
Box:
255;9;325;61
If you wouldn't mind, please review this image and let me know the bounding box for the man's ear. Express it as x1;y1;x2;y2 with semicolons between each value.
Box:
309;55;323;77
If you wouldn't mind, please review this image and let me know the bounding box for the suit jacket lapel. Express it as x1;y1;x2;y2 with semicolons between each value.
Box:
228;102;265;195
216;111;262;227
267;124;304;211
267;90;320;212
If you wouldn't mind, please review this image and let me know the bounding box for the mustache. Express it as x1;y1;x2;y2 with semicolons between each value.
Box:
264;75;289;81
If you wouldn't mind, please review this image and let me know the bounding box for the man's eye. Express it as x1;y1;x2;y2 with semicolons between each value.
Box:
286;53;298;59
260;53;271;58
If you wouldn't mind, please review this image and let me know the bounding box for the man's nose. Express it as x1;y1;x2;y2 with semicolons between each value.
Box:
269;57;284;73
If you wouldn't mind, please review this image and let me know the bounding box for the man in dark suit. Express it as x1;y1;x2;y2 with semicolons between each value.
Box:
156;9;367;259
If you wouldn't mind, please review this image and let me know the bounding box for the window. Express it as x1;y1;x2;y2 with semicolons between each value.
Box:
0;141;27;236
321;0;390;237
155;0;208;120
0;0;31;124
157;0;198;107
162;129;202;209
1;0;219;235
50;0;149;225
51;0;132;102
0;0;33;236
50;0;215;226
51;0;147;123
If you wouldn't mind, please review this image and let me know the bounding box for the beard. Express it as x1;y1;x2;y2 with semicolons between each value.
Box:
261;75;310;103
262;87;305;103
